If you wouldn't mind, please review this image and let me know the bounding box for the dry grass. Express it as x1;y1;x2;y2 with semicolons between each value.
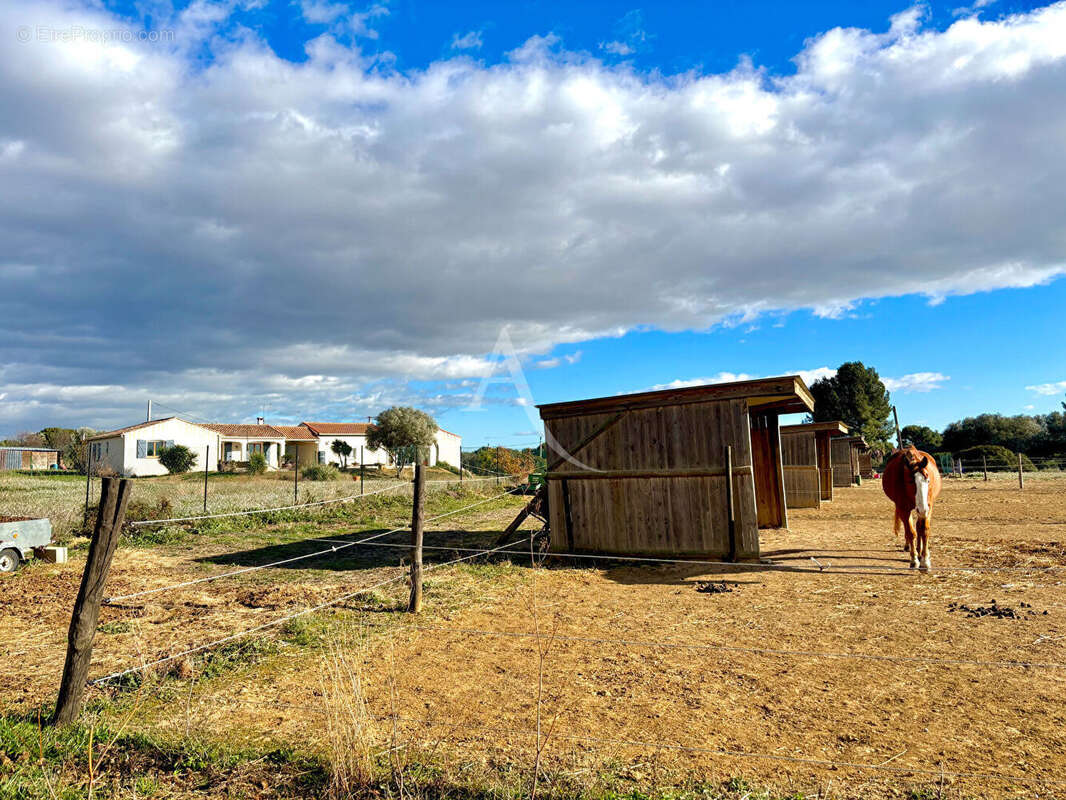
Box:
3;477;1065;798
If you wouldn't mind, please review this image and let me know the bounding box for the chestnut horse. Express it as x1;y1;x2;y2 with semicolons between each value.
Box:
882;445;942;570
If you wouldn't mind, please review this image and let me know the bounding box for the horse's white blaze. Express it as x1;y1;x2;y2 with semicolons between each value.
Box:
914;472;931;518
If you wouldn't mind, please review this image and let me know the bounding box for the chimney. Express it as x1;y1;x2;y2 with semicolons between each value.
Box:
256;416;264;425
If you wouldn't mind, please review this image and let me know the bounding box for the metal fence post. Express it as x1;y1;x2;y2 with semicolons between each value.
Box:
496;446;500;486
294;454;299;504
203;446;209;513
983;455;988;482
360;447;364;496
83;446;93;526
1018;453;1024;490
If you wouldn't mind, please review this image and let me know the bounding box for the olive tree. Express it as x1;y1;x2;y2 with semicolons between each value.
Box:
366;407;437;476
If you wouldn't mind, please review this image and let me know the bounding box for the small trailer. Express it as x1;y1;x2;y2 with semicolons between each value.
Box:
0;516;55;572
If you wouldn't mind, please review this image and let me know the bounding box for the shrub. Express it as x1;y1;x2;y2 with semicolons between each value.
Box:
435;460;460;475
301;463;340;481
247;452;268;475
158;444;196;474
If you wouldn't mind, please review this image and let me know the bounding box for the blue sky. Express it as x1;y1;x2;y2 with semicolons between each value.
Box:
2;0;1065;447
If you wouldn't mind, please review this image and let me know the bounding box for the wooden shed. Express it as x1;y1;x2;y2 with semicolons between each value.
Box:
831;435;867;487
537;375;814;559
0;446;60;471
779;421;849;508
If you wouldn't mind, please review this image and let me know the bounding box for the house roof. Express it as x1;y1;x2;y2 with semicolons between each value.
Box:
203;423;286;439
300;422;370;436
87;417;183;441
272;425;318;441
537;375;815;420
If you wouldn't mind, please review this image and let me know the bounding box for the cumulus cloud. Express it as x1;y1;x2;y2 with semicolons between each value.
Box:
882;372;951;393
2;0;1066;430
1026;380;1066;395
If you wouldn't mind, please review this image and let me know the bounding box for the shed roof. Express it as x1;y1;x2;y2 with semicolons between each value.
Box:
203;423;286;439
537;375;814;420
0;446;59;453
780;421;849;436
844;435;869;448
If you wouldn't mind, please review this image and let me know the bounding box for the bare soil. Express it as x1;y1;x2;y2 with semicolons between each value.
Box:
3;478;1066;798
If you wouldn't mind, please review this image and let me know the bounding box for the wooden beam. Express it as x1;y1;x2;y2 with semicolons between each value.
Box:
545;465;753;481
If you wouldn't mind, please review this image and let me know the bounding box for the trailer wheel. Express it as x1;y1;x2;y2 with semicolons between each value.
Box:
0;549;21;573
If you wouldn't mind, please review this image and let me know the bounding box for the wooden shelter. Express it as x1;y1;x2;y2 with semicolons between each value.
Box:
831;435;867;487
779;421;849;508
537;375;814;559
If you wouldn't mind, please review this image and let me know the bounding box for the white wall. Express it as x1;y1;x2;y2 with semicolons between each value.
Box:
316;435;389;467
219;437;284;467
431;430;462;468
119;419;218;477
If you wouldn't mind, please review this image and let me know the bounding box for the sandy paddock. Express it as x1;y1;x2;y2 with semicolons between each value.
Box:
2;477;1065;797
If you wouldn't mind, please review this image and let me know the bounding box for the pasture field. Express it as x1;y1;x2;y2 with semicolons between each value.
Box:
0;466;474;541
1;477;1065;799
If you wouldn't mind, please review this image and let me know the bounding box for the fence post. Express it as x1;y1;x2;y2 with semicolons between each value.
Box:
360;448;365;496
83;446;93;526
983;455;988;482
459;450;463;485
725;445;737;562
496;446;500;486
294;454;299;504
53;477;132;725
1018;453;1024;490
203;446;209;513
408;463;425;613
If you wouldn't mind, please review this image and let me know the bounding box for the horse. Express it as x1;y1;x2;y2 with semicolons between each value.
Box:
882;445;942;570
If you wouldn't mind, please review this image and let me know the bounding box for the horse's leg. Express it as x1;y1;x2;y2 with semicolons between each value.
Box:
917;512;932;571
899;514;916;571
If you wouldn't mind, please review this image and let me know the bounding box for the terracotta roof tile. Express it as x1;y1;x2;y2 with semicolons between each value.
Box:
300;422;370;436
203;423;286;438
272;425;318;441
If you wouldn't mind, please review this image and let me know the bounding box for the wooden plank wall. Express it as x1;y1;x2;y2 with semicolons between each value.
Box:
750;412;787;528
544;398;760;558
780;431;820;509
831;439;854;487
815;432;834;501
859;452;874;479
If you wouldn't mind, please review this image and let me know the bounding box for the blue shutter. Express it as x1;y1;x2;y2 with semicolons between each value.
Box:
165;440;175;449
136;440;147;458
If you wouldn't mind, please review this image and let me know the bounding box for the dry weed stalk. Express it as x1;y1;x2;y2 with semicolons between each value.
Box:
319;633;377;800
529;536;560;800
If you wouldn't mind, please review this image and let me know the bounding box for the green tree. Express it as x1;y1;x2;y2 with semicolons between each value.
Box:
158;444;196;474
330;439;353;468
941;414;1042;455
366;407;438;476
809;362;893;449
900;425;942;453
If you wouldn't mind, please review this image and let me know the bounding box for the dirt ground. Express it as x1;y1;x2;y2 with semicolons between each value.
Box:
3;478;1066;798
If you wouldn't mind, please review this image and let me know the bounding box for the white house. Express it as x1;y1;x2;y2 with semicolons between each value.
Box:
87;416;462;477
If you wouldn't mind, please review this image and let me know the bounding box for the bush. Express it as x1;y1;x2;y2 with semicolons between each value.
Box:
435;460;460;475
247;452;268;475
956;445;1037;472
301;463;339;481
158;444;196;474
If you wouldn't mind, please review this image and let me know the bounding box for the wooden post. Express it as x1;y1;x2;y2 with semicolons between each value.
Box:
83;446;93;526
1018;453;1024;490
203;446;209;513
53;478;132;725
725;445;737;562
983;455;988;482
408;464;425;613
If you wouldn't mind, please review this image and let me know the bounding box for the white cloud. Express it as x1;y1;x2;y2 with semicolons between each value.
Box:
451;30;483;51
1025;380;1066;395
883;372;951;393
300;0;348;24
647;366;835;393
600;40;634;56
3;0;1066;431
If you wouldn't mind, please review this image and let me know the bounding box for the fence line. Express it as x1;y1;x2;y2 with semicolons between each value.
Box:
105;489;522;604
127;480;410;527
93;535;532;685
